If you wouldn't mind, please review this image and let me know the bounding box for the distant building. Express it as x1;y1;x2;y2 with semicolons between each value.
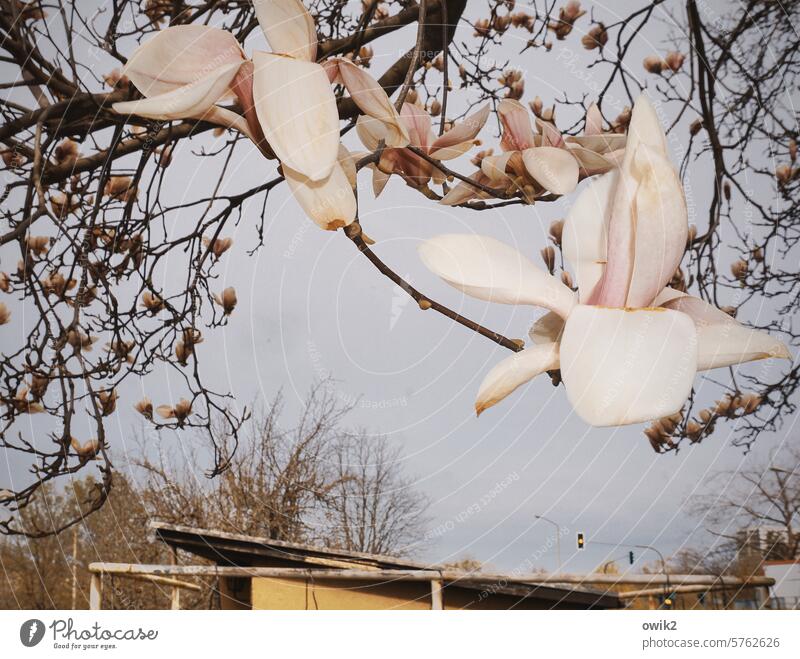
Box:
764;561;800;610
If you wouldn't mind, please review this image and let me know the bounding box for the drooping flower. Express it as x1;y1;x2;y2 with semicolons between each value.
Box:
445;99;622;206
419;94;790;426
356;102;490;196
113;0;409;229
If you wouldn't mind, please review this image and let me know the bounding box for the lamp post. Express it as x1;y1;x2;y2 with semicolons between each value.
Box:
535;514;563;571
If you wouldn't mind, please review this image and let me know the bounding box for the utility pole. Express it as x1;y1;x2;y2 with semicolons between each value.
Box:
71;525;78;610
535;515;563;571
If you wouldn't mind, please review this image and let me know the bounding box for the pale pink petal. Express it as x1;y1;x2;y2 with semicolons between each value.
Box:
439;175;489;205
355;115;387;151
283;161;356;230
521;146;579;195
480;152;514;185
560;305;697;426
419;234;576;318
562;171;617;302
498;99;535;151
368;163;391;197
587;94;673;308
335;59;409;147
123;25;244;98
534;117;564;148
401;103;433;152
565;144;618;176
662;295;791;370
624;144;688;308
252;52;339;181
253;0;317;61
476;343;560;415
585;103;603;135
429;104;490;158
113;61;243;120
566;134;627;153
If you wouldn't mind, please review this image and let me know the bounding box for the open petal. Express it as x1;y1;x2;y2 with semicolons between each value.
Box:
356;114;387;151
401;103;433;152
336;59;409;147
476;343;560;415
429;104;490;159
498;99;535;151
534;117;564;148
587;94;673;308
585;103;603;135
566;134;627;153
253;0;317;61
624;144;688;308
439;174;490;205
283;160;356;230
123;25;245;98
566;144;619;176
560;305;697;426
521;147;579;195
252;52;339;181
481;152;514;185
562;171;617;302
113;61;243;120
662;295;791;370
419;234;576;318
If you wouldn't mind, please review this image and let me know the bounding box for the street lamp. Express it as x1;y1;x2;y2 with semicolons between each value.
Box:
535;514;563;571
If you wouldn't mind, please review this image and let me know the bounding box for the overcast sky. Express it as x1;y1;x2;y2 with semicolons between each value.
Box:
2;0;797;576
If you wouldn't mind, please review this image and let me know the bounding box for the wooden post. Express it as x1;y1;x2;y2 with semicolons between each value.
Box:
71;526;78;610
169;546;180;610
89;573;102;610
430;579;443;610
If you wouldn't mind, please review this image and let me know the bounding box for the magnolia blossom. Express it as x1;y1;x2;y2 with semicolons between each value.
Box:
419;94;790;426
356;102;490;196
113;0;408;229
444;99;623;206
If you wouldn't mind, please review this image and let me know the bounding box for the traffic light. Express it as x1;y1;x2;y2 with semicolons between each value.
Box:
577;532;585;550
628;551;635;565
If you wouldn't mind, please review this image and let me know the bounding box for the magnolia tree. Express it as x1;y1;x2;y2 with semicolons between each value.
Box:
0;0;796;534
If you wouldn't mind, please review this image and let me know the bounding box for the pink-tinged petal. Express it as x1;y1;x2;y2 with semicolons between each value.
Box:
624;144;688;308
321;58;341;83
439;174;490;205
252;52;339;181
585;103;603;135
565;144;618;176
253;0;317;61
283;160;356;230
480;152;514;185
123;25;245;98
419;234;576;318
562;170;617;302
521;147;579;195
337;144;357;188
335;59;409;147
476;343;560;415
229;61;270;149
560;305;697;426
355;115;387;151
587;94;671;308
498;99;535;151
566;133;627;153
113;61;243;120
661;295;791;370
429;104;490;158
430;141;474;161
203;105;256;140
534;117;564;148
368;163;391;197
401;103;433;151
528;311;565;344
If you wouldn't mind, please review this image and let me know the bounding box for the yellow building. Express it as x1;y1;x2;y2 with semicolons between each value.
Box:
124;522;622;610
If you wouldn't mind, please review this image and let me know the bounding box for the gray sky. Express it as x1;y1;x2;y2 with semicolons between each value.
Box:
2;0;797;576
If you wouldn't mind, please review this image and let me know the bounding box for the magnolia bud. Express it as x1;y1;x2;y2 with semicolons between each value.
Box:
529;96;543;117
0;302;9;325
581;23;607;50
775;163;792;185
723;181;731;201
474;18;491;37
429;99;442;117
689;118;703;136
790;138;797;163
643;55;664;74
213;286;238;315
560;270;573;288
134;397;153;420
549;219;564;245
730;258;748;281
664;51;684;72
540;246;556;273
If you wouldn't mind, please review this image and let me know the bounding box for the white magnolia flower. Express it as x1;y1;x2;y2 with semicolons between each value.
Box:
113;0;409;229
419;94;790;426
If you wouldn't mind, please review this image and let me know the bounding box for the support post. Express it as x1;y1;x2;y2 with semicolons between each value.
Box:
430;579;443;610
89;573;102;610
